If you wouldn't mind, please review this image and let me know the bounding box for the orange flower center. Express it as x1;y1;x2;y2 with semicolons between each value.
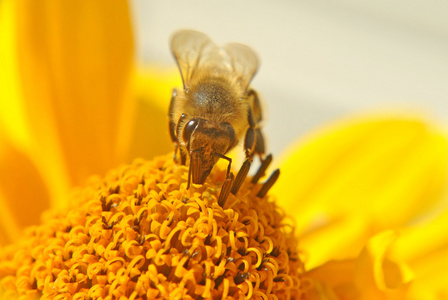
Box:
0;154;306;299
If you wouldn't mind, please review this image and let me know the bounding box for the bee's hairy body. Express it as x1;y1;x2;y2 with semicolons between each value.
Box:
169;30;265;187
172;74;249;147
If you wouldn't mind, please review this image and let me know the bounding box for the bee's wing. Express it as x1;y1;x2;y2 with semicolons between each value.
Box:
221;43;259;91
171;30;259;91
194;43;259;91
171;30;215;89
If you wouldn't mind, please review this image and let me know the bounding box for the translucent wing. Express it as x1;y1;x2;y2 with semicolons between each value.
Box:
221;43;259;91
171;30;259;91
171;30;214;89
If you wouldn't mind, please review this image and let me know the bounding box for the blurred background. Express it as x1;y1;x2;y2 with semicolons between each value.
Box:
131;0;448;157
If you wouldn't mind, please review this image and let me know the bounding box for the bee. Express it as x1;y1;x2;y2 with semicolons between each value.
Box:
168;30;267;199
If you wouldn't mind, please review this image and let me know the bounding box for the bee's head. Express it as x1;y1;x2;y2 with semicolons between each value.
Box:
182;117;236;184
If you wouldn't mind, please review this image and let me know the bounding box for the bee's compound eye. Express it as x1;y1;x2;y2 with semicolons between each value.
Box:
183;119;199;145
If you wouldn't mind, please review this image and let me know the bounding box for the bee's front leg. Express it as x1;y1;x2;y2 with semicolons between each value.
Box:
213;153;234;207
169;89;187;165
169;89;179;161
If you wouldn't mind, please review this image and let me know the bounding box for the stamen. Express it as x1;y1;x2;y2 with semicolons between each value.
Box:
231;159;252;195
252;154;273;184
218;172;234;207
257;169;280;198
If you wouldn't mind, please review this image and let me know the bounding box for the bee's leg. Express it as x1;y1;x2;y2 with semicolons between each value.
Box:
232;90;269;196
187;156;192;190
254;129;266;159
244;107;257;160
169;89;180;162
218;173;234;208
214;152;232;179
187;150;201;190
170;90;188;166
247;89;262;124
169;119;182;163
257;168;280;198
252;153;272;184
230;107;257;196
179;151;187;166
231;159;251;195
247;89;274;184
247;89;266;160
214;153;235;207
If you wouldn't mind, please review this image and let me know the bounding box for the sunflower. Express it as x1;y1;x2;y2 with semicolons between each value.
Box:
1;0;448;299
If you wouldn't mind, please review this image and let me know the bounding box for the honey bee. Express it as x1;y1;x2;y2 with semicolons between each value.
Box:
168;30;266;196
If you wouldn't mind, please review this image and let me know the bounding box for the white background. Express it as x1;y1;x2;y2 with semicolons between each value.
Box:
130;0;448;157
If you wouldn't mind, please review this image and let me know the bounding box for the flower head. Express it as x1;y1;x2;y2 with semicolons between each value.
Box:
0;155;305;299
2;0;448;299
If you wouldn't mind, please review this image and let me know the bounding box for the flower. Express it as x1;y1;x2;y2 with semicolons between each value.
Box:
0;156;306;299
2;0;448;299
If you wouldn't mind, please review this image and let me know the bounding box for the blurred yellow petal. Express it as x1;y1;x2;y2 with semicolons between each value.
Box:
0;0;30;150
306;260;358;300
393;209;448;263
306;231;413;300
273;115;448;234
300;215;368;269
0;133;49;244
391;210;448;299
406;249;448;300
15;0;134;207
128;66;181;161
355;231;413;300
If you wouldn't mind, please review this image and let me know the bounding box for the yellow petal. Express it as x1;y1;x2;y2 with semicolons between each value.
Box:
392;210;448;299
305;231;413;300
0;133;49;245
299;215;368;269
273;115;448;234
15;0;134;207
406;249;448;300
305;260;358;300
355;231;413;300
0;0;31;150
127;66;181;162
0;1;49;242
393;209;448;263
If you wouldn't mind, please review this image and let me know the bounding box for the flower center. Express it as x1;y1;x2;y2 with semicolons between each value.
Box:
0;154;306;299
